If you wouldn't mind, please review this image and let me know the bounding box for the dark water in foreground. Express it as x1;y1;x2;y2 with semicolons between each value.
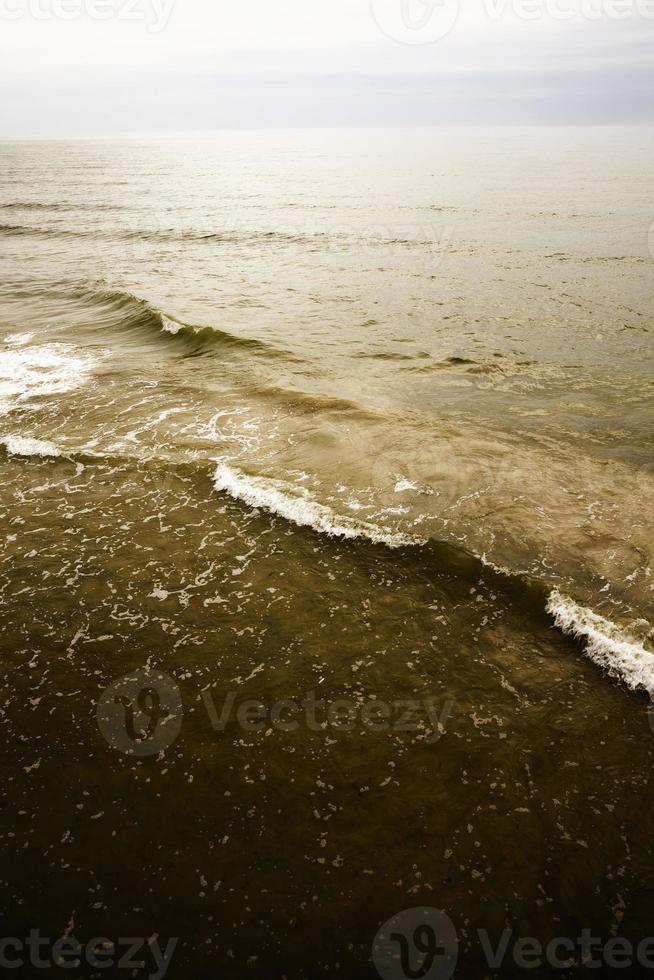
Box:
0;128;653;978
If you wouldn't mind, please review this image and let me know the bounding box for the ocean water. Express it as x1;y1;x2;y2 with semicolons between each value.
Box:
1;127;653;977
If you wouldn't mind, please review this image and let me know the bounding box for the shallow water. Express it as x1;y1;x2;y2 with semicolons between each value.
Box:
0;127;653;978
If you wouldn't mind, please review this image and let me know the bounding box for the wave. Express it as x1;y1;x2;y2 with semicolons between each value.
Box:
0;222;36;236
0;220;453;253
213;463;423;548
0;201;124;213
1;417;648;698
245;384;380;419
213;463;654;697
546;592;654;697
70;284;295;359
0;222;302;245
1;435;61;458
0;202;66;213
0;222;81;239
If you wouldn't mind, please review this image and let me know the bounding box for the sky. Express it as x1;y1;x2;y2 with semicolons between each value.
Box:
1;0;653;135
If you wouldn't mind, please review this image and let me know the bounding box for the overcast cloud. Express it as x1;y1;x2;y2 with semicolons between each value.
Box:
1;0;653;134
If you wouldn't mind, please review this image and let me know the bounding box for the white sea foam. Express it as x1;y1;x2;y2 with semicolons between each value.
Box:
160;314;182;336
394;478;418;492
214;463;423;548
0;343;95;417
2;436;61;458
5;332;34;346
480;553;515;577
547;590;654;697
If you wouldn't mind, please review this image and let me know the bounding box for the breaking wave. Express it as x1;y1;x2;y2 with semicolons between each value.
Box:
213;463;654;696
68;285;295;359
213;463;424;548
546;591;654;697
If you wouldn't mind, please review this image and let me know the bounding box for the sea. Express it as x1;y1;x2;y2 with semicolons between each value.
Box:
0;126;653;978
